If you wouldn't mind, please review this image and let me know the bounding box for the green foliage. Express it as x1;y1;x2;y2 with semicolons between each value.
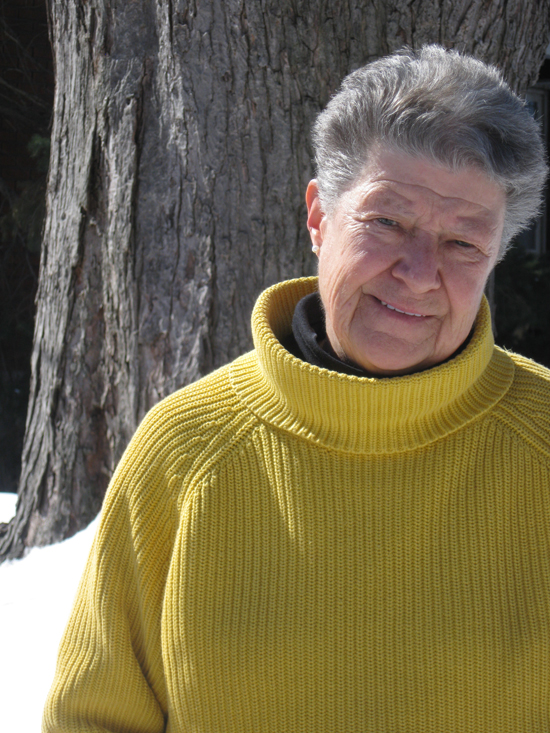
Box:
0;134;47;492
494;247;550;369
27;133;50;173
0;135;49;254
0;2;53;492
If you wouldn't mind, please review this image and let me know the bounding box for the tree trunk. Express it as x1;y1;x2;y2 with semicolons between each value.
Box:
1;0;549;560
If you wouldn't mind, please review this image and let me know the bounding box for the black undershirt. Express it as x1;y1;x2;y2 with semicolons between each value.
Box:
281;293;375;377
281;292;471;378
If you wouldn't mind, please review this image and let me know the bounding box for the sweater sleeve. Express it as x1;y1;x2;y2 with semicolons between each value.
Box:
42;409;181;733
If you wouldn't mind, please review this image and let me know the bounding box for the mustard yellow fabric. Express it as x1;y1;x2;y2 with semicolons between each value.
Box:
44;277;550;733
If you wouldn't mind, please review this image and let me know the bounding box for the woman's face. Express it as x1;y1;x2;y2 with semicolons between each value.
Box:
307;146;506;376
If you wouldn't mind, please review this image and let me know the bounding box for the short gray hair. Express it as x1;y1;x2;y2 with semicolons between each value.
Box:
313;45;548;258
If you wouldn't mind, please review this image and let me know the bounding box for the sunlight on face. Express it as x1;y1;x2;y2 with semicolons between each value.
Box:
307;146;506;376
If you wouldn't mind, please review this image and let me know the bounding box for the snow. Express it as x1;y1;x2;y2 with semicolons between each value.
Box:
0;492;17;523
0;493;99;731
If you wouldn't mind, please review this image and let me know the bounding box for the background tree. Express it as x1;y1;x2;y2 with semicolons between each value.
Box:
1;0;549;560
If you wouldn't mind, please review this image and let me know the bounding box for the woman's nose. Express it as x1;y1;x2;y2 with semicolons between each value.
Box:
390;232;442;293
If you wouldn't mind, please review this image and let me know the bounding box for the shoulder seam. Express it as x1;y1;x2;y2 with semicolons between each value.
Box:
176;413;260;509
490;405;550;462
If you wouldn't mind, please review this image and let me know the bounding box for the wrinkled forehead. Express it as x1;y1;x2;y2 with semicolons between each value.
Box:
371;180;498;220
353;145;505;209
351;175;505;240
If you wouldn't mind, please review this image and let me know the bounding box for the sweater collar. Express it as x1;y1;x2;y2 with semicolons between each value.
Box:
230;277;515;454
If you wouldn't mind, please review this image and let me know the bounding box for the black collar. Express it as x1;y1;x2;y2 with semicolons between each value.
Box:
281;293;374;377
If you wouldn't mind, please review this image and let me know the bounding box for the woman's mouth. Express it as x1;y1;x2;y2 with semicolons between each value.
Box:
379;299;426;317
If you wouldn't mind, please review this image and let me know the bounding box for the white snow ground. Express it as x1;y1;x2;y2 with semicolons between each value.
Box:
0;492;99;731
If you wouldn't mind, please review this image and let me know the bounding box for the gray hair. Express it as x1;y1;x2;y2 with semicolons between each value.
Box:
313;45;548;258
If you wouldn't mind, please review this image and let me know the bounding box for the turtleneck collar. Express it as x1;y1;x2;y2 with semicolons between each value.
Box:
230;277;515;455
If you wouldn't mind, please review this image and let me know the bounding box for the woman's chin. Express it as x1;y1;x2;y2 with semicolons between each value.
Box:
343;336;439;377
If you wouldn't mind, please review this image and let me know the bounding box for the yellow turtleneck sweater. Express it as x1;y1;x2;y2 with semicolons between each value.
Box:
44;277;550;733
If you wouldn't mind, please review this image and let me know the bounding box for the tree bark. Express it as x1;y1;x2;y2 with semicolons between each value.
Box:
2;0;549;559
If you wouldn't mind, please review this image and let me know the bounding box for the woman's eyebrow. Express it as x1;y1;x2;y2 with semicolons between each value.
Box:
358;189;417;216
453;213;499;239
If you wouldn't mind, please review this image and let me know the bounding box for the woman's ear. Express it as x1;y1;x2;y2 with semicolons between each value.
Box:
306;180;325;253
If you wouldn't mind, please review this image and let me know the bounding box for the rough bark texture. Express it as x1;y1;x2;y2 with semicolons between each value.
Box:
1;0;549;559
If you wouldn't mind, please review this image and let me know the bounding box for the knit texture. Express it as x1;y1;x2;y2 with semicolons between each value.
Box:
43;277;550;733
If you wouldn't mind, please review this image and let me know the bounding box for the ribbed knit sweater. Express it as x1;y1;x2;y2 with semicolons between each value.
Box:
44;277;550;733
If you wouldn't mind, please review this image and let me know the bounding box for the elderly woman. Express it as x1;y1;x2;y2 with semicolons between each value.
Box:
45;46;550;733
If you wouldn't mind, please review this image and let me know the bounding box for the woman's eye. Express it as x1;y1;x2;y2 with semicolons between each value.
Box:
377;217;398;227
